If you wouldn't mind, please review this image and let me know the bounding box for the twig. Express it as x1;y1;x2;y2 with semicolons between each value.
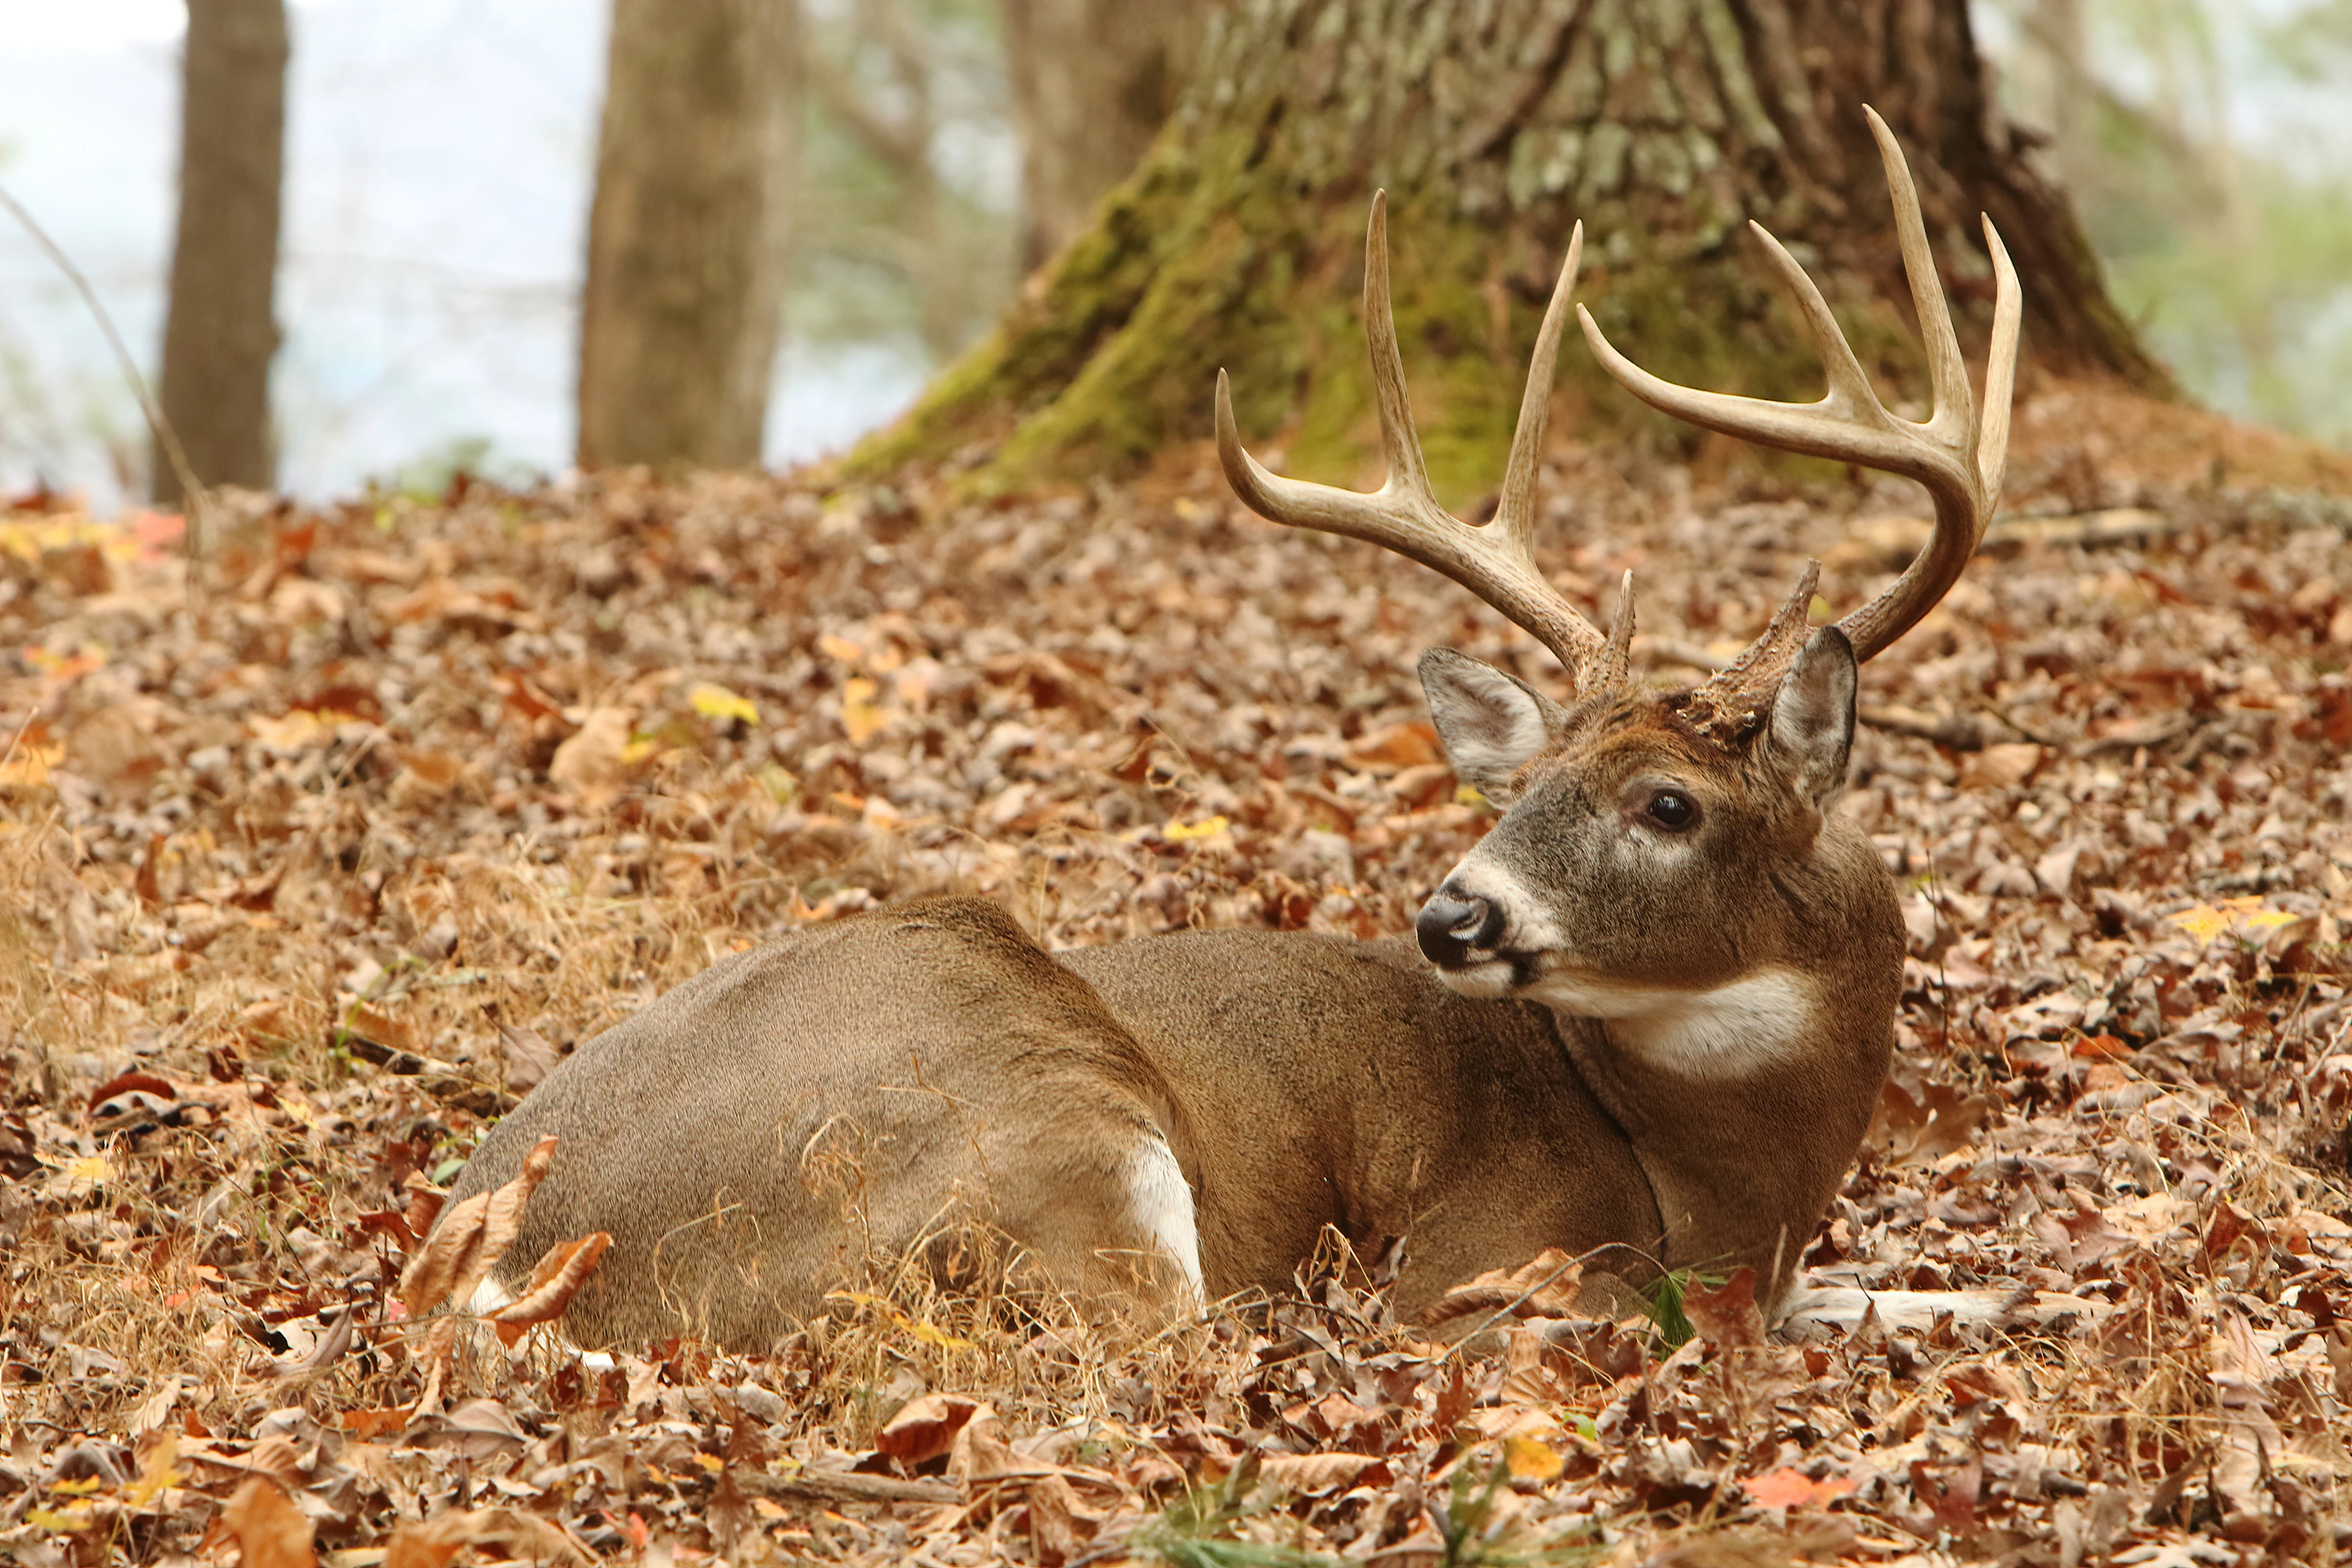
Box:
733;1467;961;1507
0;179;210;579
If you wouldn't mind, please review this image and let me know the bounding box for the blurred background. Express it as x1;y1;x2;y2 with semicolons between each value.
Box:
0;0;2345;513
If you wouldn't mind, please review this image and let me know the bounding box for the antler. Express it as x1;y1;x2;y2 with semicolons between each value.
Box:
1215;195;1629;696
1578;105;2021;725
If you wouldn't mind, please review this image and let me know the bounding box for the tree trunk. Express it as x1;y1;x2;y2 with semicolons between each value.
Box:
1002;0;1213;272
863;0;2168;502
577;0;796;472
154;0;287;505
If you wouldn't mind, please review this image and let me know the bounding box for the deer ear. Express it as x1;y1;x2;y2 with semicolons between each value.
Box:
1763;627;1857;812
1419;648;1567;801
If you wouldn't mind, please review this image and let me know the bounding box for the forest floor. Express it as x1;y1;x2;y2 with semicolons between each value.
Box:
6;381;2352;1566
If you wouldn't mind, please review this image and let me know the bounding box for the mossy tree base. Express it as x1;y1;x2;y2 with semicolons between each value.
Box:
857;0;2168;505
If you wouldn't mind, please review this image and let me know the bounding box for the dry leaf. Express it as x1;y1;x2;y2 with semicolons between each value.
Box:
399;1134;557;1315
547;707;634;808
877;1392;986;1468
214;1476;317;1568
488;1232;612;1347
1745;1467;1856;1509
1682;1268;1765;1348
1259;1452;1386;1493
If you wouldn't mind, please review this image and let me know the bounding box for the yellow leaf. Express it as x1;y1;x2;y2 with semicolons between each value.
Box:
65;1155;114;1184
1503;1432;1565;1483
912;1319;977;1352
2167;906;2232;944
1162;815;1230;842
28;1503;94;1532
124;1430;183;1506
756;762;799;804
1453;784;1491;808
687;681;759;726
841;677;887;744
2240;909;2296;931
818;632;865;665
0;743;60;788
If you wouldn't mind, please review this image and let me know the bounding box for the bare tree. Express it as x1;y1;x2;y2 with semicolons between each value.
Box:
1002;0;1213;270
154;0;288;505
577;0;797;471
864;0;2166;494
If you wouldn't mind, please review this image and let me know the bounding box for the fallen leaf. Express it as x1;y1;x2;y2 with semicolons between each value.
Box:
214;1476;316;1568
688;680;759;726
488;1231;613;1347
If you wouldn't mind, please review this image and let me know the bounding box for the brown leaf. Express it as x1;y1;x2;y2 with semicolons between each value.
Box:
1957;742;2043;790
1259;1452;1387;1494
1746;1467;1856;1510
384;1507;592;1568
1681;1268;1765;1348
547;707;634;808
1418;1246;1583;1327
215;1477;317;1568
877;1392;985;1468
488;1232;613;1347
1344;720;1441;772
496;1023;560;1094
398;1134;557;1316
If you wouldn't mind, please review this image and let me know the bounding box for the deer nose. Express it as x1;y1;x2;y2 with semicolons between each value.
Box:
1416;888;1504;968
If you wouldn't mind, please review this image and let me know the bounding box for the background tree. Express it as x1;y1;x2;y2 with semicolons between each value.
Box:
153;0;287;505
862;0;2168;500
576;0;796;471
1986;0;2352;446
1002;0;1213;270
795;0;1019;371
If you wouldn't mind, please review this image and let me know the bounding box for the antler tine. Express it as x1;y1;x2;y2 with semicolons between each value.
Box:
1360;193;1439;513
1868;105;1972;456
1575;106;2023;677
1496;221;1584;558
1216;196;1618;689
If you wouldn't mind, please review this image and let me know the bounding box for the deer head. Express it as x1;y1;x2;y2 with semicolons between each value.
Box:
1214;107;2019;1022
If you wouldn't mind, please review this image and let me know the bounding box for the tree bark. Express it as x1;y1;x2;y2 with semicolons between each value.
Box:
577;0;797;472
863;0;2168;500
1002;0;1213;272
154;0;287;504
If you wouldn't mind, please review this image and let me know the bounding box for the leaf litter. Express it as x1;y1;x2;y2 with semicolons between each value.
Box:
4;383;2352;1563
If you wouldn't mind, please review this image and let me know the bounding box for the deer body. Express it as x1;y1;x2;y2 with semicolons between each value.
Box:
436;109;2014;1351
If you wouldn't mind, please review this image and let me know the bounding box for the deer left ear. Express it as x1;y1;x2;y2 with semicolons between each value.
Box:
1763;627;1857;812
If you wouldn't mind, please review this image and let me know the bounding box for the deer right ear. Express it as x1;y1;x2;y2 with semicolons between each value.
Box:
1418;648;1567;802
1762;626;1858;812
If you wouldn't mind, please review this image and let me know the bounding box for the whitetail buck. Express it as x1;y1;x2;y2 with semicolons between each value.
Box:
441;109;2018;1350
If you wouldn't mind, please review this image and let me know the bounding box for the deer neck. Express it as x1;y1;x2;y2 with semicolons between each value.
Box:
1531;965;1881;1311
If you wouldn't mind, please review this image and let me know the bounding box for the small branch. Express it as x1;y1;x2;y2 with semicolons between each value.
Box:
1857;703;1989;751
733;1468;961;1508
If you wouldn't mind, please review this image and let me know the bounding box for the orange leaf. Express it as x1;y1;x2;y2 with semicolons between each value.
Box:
488;1232;613;1347
1745;1467;1856;1510
216;1477;317;1568
398;1136;557;1316
338;1405;417;1438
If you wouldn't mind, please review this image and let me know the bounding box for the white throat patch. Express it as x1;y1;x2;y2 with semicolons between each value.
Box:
1527;967;1818;1076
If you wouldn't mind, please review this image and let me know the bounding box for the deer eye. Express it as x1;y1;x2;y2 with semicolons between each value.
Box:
1643;790;1699;831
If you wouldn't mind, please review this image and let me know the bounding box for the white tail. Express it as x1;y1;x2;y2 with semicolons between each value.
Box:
437;108;2018;1347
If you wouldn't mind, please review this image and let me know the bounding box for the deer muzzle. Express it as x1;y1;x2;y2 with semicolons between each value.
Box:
1416;886;1505;970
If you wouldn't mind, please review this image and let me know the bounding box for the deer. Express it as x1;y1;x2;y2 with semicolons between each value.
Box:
436;108;2019;1351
